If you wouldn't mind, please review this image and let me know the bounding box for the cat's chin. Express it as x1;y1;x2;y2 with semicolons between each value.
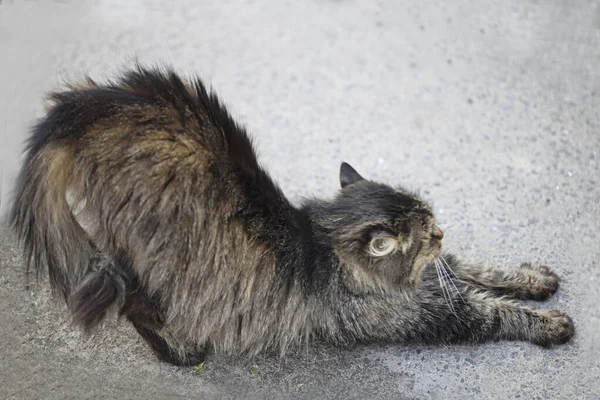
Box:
428;249;442;264
412;251;443;279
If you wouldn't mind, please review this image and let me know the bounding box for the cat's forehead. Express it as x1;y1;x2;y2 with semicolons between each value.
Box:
342;181;434;218
390;189;434;218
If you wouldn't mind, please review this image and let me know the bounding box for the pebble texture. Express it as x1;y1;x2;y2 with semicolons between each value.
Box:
1;0;599;399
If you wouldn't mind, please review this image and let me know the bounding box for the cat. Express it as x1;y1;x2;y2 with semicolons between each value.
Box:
10;66;574;366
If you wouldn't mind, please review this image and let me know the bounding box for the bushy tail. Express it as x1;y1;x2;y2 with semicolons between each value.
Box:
11;123;128;331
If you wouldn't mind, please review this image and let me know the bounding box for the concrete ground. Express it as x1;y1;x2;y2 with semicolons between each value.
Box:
1;0;599;398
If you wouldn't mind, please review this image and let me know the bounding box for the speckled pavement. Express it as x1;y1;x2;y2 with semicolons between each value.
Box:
1;1;599;399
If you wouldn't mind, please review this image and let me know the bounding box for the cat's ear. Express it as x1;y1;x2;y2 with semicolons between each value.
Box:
340;162;365;188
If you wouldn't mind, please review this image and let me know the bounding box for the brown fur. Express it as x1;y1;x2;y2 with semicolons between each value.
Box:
11;66;574;366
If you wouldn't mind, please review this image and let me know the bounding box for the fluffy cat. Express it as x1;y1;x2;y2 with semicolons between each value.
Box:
10;66;574;366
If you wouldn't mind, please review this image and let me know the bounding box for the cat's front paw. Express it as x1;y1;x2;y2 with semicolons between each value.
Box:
532;310;575;347
517;263;560;301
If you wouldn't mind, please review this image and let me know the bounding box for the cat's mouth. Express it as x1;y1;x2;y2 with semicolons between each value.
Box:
430;240;443;261
432;225;443;253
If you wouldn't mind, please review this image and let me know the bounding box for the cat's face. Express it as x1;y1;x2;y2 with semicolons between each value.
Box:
321;163;443;291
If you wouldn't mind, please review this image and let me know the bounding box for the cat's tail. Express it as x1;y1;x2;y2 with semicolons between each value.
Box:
10;113;128;331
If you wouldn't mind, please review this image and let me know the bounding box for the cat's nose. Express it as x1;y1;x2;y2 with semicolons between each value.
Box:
432;225;444;240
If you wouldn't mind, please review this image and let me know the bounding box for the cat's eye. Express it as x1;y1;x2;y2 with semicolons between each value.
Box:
368;237;398;257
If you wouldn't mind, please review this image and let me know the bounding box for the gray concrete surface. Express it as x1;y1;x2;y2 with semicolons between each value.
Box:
1;0;599;398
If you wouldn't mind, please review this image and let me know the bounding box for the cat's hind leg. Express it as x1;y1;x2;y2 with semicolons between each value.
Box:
440;254;560;301
129;319;207;367
123;292;207;367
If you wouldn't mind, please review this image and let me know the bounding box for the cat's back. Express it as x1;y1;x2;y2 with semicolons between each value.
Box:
38;67;266;262
44;66;249;187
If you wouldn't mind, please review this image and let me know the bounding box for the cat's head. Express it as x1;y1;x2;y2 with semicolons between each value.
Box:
316;162;443;293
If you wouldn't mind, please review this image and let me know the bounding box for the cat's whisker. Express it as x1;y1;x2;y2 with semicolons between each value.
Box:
438;222;457;232
439;256;461;281
433;261;448;297
435;260;448;289
438;260;468;323
435;260;457;316
433;260;443;288
436;266;452;313
439;259;464;303
437;260;455;294
437;257;457;285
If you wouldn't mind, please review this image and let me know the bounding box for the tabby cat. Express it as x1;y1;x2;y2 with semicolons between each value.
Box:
11;66;574;366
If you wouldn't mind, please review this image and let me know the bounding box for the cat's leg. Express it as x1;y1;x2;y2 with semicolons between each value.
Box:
123;292;207;367
332;277;574;348
128;318;207;367
433;289;575;347
440;253;560;301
